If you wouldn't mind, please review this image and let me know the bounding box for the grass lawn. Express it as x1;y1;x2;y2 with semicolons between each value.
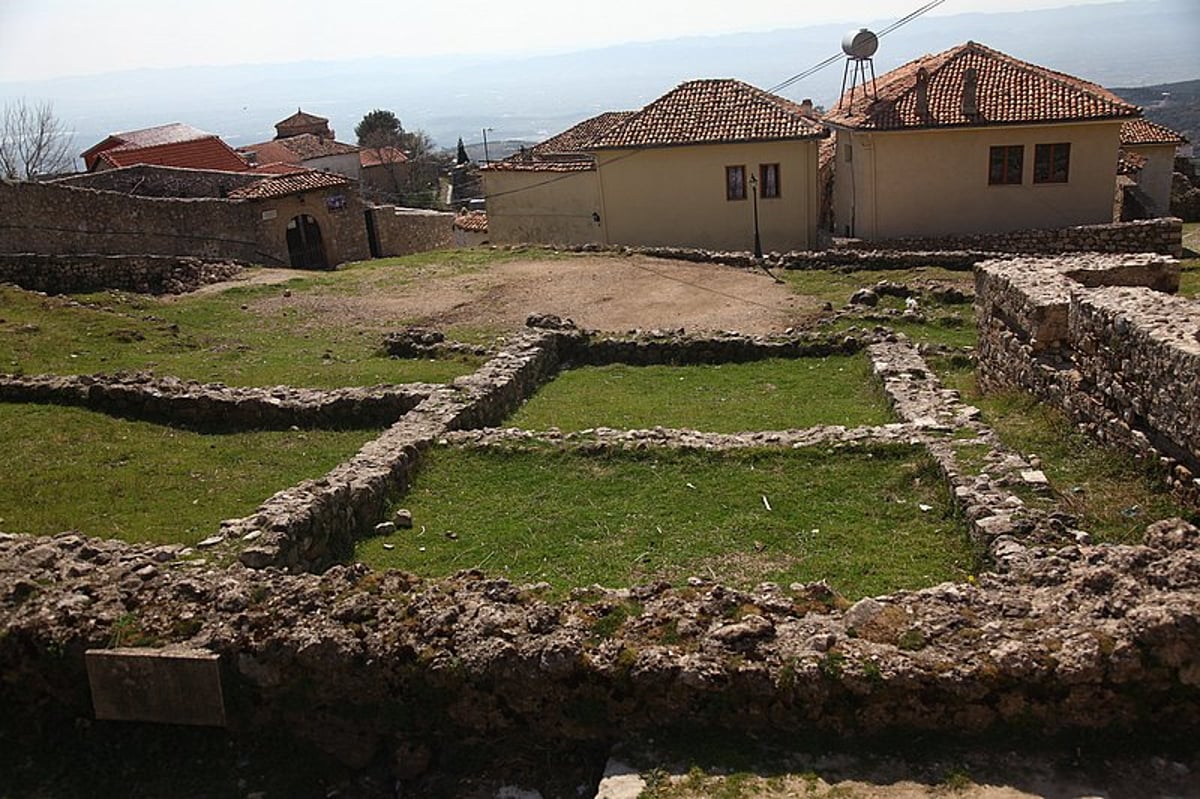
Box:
357;445;974;598
1180;222;1200;298
507;355;895;433
0;404;381;545
932;360;1198;543
0;248;545;388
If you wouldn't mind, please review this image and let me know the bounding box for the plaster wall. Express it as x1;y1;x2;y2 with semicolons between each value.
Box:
483;168;603;246
834;120;1123;240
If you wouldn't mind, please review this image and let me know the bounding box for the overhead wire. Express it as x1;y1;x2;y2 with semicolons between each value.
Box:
768;0;948;94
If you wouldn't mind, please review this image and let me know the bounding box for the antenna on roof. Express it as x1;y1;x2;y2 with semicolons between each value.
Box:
839;28;879;109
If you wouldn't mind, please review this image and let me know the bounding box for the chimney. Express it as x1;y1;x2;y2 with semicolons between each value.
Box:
915;67;930;118
800;98;815;117
962;67;979;117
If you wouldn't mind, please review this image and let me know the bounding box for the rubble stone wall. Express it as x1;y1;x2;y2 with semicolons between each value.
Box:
0;254;244;295
54;165;264;198
0;180;262;262
853;217;1184;259
369;206;454;258
2;323;1199;774
976;254;1200;505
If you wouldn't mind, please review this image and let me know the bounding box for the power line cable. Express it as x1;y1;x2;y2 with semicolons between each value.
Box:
768;0;947;95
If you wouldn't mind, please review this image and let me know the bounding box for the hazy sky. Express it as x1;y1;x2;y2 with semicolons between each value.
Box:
0;0;1124;82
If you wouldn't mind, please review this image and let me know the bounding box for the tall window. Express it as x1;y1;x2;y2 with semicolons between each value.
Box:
759;163;781;198
988;145;1023;185
1034;143;1070;183
726;165;746;201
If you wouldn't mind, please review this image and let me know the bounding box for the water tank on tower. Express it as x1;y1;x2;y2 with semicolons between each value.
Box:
839;28;879;108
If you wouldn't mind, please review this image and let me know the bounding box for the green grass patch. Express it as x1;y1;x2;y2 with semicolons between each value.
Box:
0;404;380;545
357;445;974;598
928;362;1198;543
783;266;970;306
1179;257;1199;298
507;355;895;433
826;313;977;348
0;283;480;388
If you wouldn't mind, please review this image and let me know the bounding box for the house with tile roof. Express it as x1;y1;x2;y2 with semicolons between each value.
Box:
1118;118;1188;218
484;81;827;250
274;109;335;140
823;41;1140;240
81;123;250;173
238;133;362;181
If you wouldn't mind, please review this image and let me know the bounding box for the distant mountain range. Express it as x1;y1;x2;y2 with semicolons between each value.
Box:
1;0;1195;162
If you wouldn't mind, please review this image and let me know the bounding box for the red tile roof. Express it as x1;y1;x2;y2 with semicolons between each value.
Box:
251;161;309;175
483;155;595;173
94;137;250;172
453;210;488;232
240;134;359;164
360;146;409;167
274;109;333;138
824;41;1140;131
227;170;351;200
82;123;230;170
589;79;826;149
533;111;635;155
1120;118;1188;146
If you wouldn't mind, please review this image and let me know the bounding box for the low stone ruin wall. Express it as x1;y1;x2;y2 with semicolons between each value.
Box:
976;253;1199;505
0;373;436;431
845;217;1184;259
2;320;1200;778
0;253;245;295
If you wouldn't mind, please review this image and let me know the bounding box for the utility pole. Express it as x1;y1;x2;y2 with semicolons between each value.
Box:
750;173;763;260
482;127;494;165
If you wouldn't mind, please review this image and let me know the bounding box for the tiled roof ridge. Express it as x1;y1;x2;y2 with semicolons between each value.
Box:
828;40;1140;130
1121;117;1189;146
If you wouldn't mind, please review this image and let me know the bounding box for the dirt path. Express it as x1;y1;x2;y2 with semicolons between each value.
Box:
241;254;821;335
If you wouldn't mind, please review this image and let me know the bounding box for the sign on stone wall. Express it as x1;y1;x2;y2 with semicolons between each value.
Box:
86;647;226;727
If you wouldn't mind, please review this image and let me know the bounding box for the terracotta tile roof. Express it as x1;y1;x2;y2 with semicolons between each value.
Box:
251;161;309;175
240;133;359;163
1120;118;1188;146
81;123;226;169
483;154;595;173
533;111;635;155
824;41;1140;131
360;146;409;167
1118;149;1148;176
94;137;250;172
227;170;350;200
453;210;488;232
589;79;826;149
274;109;333;137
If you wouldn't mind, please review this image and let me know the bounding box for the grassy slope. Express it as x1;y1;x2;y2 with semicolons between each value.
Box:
0;248;556;388
358;446;974;599
508;355;895;433
0;404;380;545
1180;222;1199;298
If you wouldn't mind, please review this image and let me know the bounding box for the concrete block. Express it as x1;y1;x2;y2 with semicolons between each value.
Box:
86;647;226;727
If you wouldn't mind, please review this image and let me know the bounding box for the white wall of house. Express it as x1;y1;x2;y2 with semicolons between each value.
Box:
594;139;819;251
832;120;1124;240
483;168;604;246
1127;142;1179;217
302;153;362;181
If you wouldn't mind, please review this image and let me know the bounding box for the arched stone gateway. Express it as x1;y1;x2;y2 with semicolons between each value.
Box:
285;214;327;269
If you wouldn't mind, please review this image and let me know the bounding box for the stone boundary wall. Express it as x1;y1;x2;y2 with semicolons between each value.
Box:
0;373;437;431
0;254;245;295
369;206;454;257
838;217;1184;259
54;164;264;199
0;180;263;262
2;328;1199;776
976;254;1200;506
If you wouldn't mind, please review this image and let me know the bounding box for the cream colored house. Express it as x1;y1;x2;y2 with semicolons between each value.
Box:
823;42;1141;240
1119;118;1188;218
484;81;827;251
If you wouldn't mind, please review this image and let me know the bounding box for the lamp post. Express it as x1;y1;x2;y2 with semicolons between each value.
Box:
749;173;763;260
482;127;494;166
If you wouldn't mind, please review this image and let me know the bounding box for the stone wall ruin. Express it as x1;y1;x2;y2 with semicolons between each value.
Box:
975;253;1199;505
2;312;1198;779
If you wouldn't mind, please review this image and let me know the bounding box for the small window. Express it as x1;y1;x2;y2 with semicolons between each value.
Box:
726;165;746;201
759;163;781;198
1034;142;1070;183
988;145;1023;185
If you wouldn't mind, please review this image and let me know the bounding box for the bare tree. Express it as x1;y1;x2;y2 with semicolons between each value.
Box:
1;99;75;180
